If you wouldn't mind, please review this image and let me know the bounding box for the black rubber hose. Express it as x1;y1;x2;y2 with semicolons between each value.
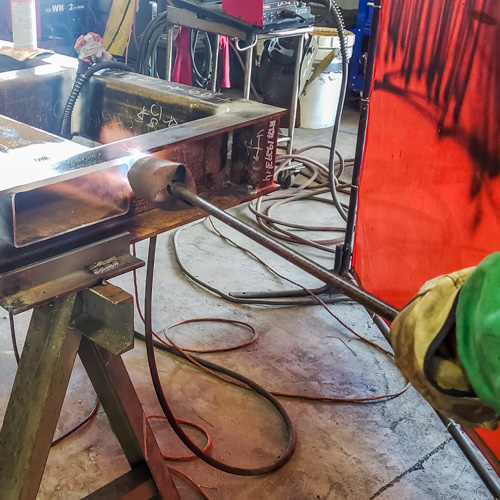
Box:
327;1;349;218
60;61;134;138
143;236;297;476
190;29;213;89
136;12;167;74
305;0;349;221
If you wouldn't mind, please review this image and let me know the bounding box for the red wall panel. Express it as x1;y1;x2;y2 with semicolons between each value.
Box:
353;0;500;470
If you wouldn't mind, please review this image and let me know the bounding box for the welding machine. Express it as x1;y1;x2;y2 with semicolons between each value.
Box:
222;0;314;28
172;0;314;34
2;0;89;52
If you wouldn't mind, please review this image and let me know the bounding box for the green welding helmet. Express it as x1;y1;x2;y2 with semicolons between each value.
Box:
457;252;500;416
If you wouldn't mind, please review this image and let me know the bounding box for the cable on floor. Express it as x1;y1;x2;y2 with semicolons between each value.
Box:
171;217;390;356
142;236;297;476
166;466;211;500
143;321;409;405
135;321;409;405
8;314;100;447
207;217;393;358
164;318;258;353
250;145;354;253
133;235;409;402
168;232;352;307
147;416;212;461
51;398;100;447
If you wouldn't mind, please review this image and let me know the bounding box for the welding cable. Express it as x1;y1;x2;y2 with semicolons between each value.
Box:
159;320;406;403
134;276;408;405
303;0;349;219
166;466;210;500
135;12;165;75
170;225;352;307
51;397;100;447
190;30;213;89
143;236;297;476
160;329;407;403
327;2;349;214
9;313;20;365
135;12;167;75
8;313;100;446
135;241;347;307
132;242;408;407
249;146;353;253
136;328;409;408
249;190;345;253
144;23;168;77
171;218;390;356
147;24;169;77
147;416;212;461
164;318;258;353
60;61;135;138
205;217;393;357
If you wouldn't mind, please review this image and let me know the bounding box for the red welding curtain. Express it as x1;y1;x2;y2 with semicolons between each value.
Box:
353;0;500;471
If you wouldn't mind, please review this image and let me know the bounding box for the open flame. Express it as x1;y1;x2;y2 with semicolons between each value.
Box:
35;121;138;226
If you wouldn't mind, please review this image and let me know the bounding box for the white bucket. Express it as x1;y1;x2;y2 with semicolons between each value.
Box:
300;29;355;130
312;28;355;64
300;72;344;129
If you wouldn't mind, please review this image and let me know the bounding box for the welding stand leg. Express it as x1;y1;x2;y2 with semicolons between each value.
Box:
0;295;80;500
287;34;305;155
243;44;254;100
78;336;180;500
165;24;175;81
211;34;220;92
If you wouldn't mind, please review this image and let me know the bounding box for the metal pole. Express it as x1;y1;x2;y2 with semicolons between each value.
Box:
165;24;175;81
340;0;381;272
243;44;254;99
211;34;220;92
170;184;399;321
287;34;305;154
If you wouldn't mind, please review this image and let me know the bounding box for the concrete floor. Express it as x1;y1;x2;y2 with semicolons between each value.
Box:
0;108;495;499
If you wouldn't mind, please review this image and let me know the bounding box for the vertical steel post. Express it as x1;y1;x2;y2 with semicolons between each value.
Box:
287;34;305;154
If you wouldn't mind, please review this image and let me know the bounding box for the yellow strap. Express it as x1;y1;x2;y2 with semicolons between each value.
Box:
304;49;337;90
102;0;135;56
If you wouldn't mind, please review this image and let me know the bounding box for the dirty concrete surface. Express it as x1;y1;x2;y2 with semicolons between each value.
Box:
0;107;495;499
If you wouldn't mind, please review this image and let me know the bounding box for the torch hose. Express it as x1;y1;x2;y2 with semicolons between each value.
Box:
60;61;134;138
143;236;297;476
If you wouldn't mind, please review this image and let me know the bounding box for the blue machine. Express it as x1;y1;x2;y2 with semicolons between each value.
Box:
348;0;373;92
